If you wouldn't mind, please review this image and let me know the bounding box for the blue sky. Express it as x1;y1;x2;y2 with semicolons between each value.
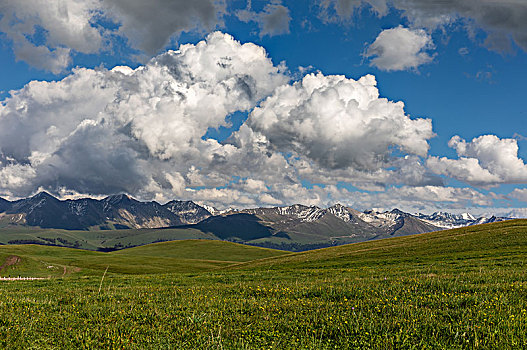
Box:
0;0;526;216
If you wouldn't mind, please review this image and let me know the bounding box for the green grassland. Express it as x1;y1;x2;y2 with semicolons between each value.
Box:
0;225;218;250
0;220;526;349
0;240;289;276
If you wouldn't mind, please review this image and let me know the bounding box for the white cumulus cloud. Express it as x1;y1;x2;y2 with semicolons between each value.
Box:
0;32;287;200
241;72;435;171
0;31;511;211
365;26;435;71
427;135;527;186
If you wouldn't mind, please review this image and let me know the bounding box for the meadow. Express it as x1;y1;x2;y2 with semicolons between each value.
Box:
0;220;526;349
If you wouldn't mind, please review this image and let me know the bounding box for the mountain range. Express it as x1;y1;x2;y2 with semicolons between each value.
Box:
0;192;512;251
0;192;211;230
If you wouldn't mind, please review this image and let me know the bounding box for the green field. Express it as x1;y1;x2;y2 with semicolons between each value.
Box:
0;240;289;276
0;220;526;349
0;225;218;251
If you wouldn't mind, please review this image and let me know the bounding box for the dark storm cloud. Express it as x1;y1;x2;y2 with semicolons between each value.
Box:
104;0;226;54
0;0;227;72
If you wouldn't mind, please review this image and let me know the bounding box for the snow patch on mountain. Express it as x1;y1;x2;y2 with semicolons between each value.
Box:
327;204;354;222
163;200;212;224
68;201;88;216
417;211;509;228
358;210;400;228
276;204;326;222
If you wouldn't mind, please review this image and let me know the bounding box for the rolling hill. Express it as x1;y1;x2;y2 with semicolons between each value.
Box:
231;218;527;272
1;219;524;277
0;239;289;277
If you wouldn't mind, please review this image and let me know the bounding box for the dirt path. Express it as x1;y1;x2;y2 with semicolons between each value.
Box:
0;255;21;272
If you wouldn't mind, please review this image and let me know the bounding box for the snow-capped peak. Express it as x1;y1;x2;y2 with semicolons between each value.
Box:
358;210;400;228
277;205;325;222
461;213;476;221
201;204;219;215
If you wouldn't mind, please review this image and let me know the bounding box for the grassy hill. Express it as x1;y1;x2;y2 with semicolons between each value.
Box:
0;225;218;251
233;218;527;271
0;220;525;349
0;240;289;277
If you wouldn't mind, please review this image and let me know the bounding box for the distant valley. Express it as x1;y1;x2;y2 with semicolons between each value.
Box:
0;192;512;251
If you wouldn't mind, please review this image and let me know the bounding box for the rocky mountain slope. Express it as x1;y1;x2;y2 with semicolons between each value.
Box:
206;204;442;247
190;204;510;249
0;192;213;230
